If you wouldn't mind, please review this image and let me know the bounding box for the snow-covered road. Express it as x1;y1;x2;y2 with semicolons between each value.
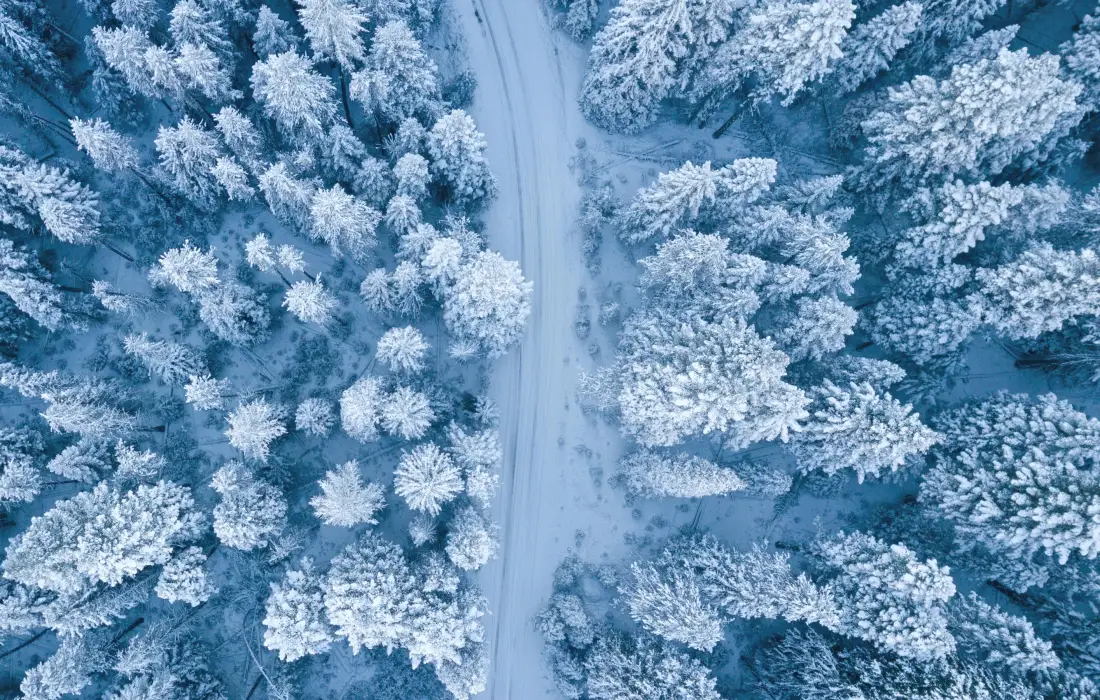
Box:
454;1;607;697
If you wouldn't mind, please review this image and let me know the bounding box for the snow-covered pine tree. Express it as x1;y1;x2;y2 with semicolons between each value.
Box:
376;326;429;373
771;295;856;362
210;461;288;550
250;50;339;143
354;21;442;125
174;42;239;104
283;277;339;326
976;243;1100;340
394;153;431;201
948;592;1059;674
311;460;386;526
385;194;421;233
155;546;215;606
857;49;1083;192
380;385;434;439
196;280;272;346
391;259;425;316
445;505;498;571
1062;13;1100;113
618;159;776;245
253;6;297;58
214;106;264;165
154;117;222;209
168;0;233;59
426;109;497;208
832;1;922;95
340;375;385;442
295;397;336;436
91;280;157;317
323;532;422;653
258;162;316;231
788;381;940;483
184;374;232;410
149;240;220;294
620;560;724;651
813;531;956;660
92;25;158;97
3;480;203;592
614;309;808;447
225;398;287;462
0;238;67;330
443;250;532;358
394;442;463;516
617;450;746;499
264;558;335;661
584;633;722;700
70;117;140;172
20;636;101;700
123;333;205;385
694;0;854;109
295;0;367;69
309;184;380;259
210;156;255;201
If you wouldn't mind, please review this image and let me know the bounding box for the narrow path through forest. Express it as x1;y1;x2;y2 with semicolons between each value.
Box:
455;1;593;697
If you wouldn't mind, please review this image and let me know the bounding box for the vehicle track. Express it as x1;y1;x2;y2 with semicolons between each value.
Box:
456;1;588;696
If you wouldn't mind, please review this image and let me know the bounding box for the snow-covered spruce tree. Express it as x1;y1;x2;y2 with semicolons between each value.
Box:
70;117;140;172
394;153;431;201
832;1;922;95
0;366;139;440
92;281;157;317
154;117;222;209
0;238;67;330
214;106;264;164
340;375;385;442
250;50;339;143
856;49;1083;193
376;326;429;373
380;385;435;439
385;194;421;233
917;0;1006;49
225;398;287;462
694;0;854;110
295;0;367;69
353;20;442;126
617;450;745;499
264;557;335;662
320;123;367;181
948;592;1060;674
122;333;205;385
210;461;287;550
92;25;158;97
612;308;808;447
427;109;497;208
448;424;501;509
295;397;336;436
788;381;940;483
8;162;102;245
311;460;386;527
443;250;532;358
175;41;239;105
309;184;380;259
394;442;463;516
812;531;956;660
976;243;1100;340
155;546;215;606
620;561;724;652
197;280;272;347
1062;14;1100;113
3;480;203;592
20;636;102;700
323;532;420;653
283;277;339;326
771;295;856;362
584;633;721;700
617;158;776;245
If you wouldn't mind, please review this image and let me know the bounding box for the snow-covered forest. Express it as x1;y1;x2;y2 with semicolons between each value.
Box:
0;0;536;697
529;0;1100;698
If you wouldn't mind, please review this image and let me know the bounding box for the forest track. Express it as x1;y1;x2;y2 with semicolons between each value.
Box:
456;1;586;697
